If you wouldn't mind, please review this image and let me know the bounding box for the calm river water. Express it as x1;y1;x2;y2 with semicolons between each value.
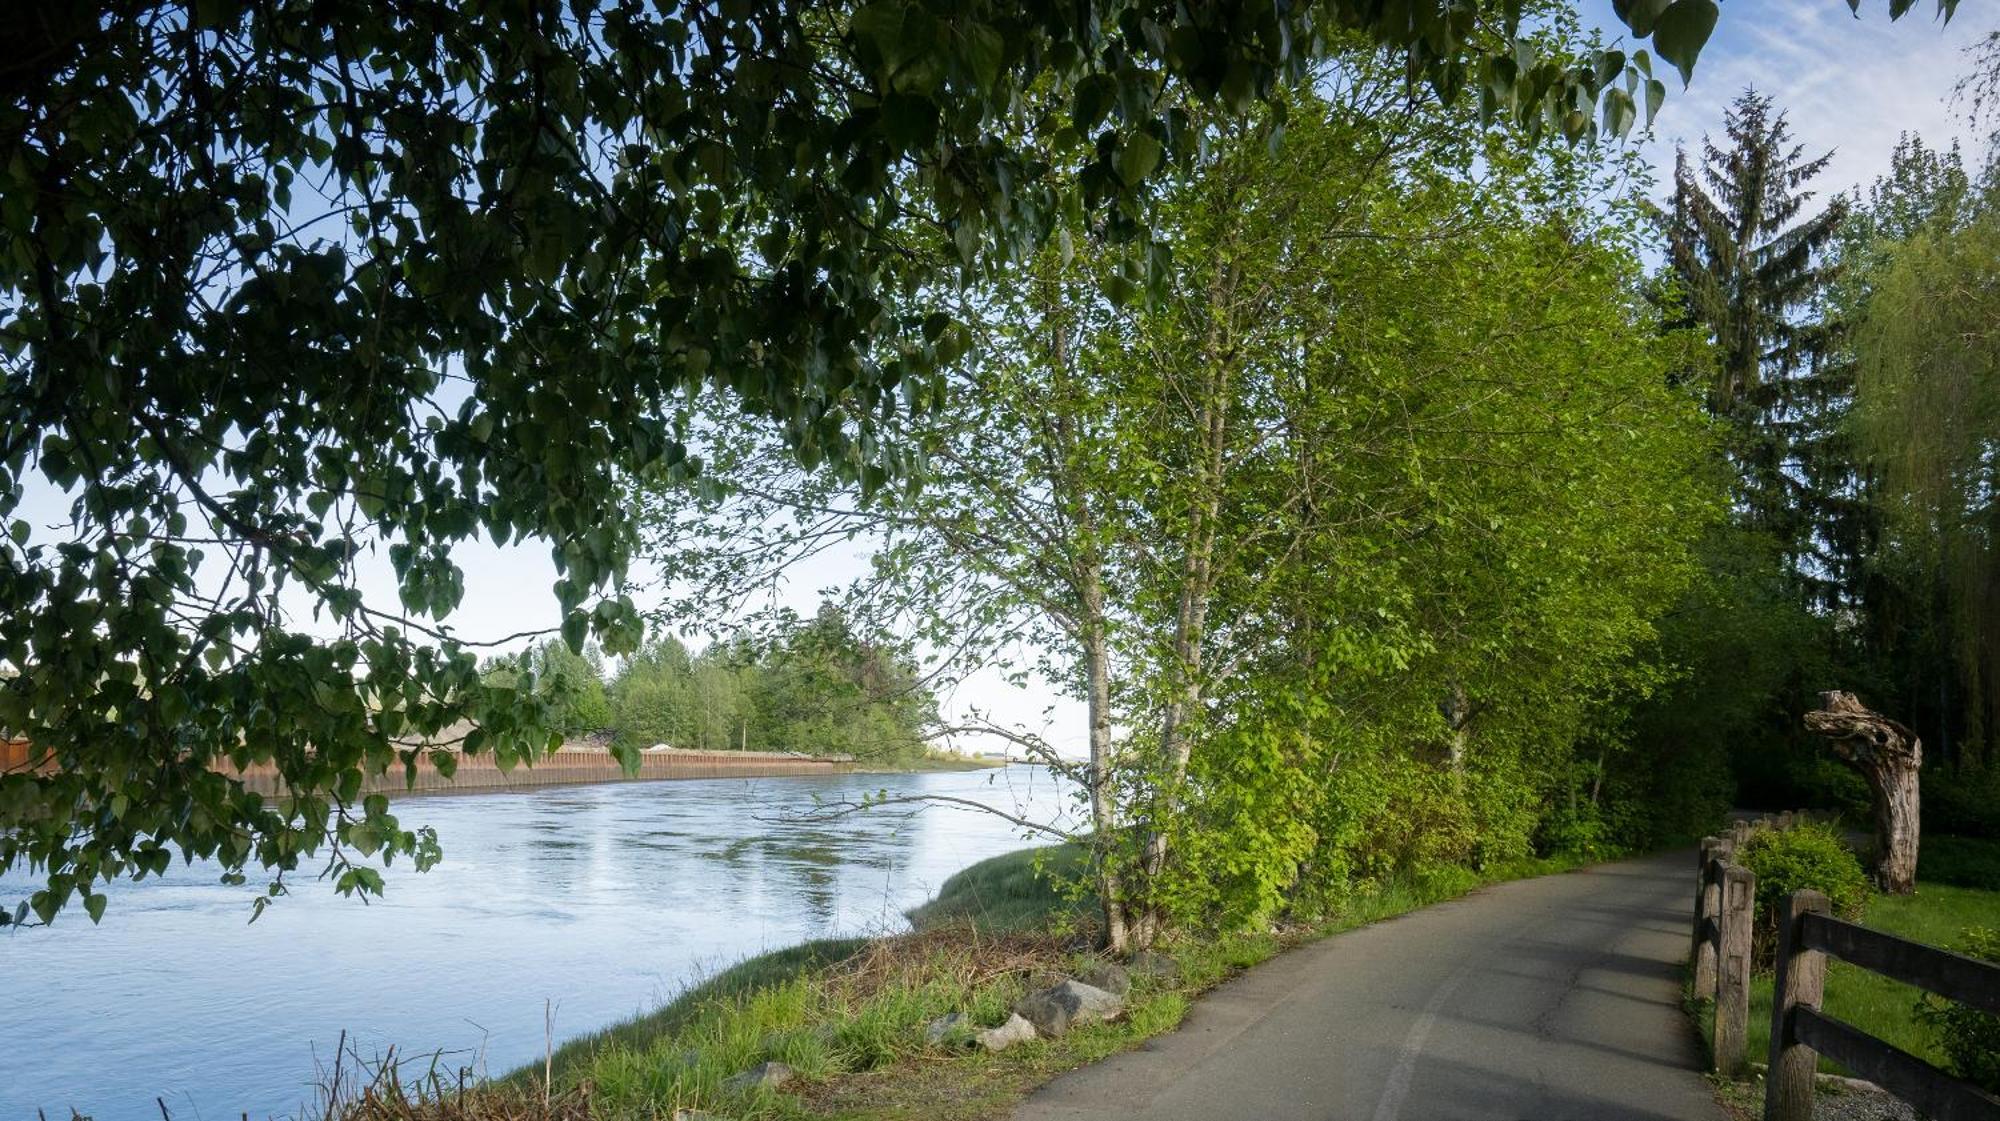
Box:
0;765;1072;1120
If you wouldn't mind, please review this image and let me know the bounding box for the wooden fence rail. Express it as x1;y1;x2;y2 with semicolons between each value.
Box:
1767;888;2000;1121
1689;834;1755;1076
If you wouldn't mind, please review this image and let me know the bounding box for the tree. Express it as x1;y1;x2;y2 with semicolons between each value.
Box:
1804;690;1922;892
1856;202;2000;767
0;0;1956;926
1662;89;1848;587
634;59;1714;948
482;639;613;735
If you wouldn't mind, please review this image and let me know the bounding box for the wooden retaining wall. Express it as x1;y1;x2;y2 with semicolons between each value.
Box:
222;747;854;796
1;737;52;775
4;736;850;794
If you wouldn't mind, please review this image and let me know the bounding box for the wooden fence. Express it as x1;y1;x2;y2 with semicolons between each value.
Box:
1692;815;2000;1121
1690;832;1756;1077
1767;889;2000;1121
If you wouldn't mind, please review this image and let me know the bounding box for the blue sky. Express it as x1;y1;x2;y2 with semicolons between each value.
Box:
1584;0;1990;201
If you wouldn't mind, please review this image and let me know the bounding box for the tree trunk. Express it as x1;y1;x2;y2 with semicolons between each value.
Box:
1442;680;1473;772
1081;586;1132;953
1802;691;1921;894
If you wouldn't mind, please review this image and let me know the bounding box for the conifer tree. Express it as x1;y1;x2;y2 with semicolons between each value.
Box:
1664;90;1848;596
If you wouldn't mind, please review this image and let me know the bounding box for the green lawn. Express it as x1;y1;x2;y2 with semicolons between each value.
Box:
1731;877;2000;1074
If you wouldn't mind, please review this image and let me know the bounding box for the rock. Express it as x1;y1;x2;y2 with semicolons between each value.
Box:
1014;979;1124;1038
671;1111;722;1121
722;1060;795;1093
1077;961;1131;996
974;1013;1039;1053
1129;950;1181;981
924;1012;975;1046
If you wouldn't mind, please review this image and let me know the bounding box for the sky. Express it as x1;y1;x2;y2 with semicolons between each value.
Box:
12;1;1991;761
1584;0;1991;203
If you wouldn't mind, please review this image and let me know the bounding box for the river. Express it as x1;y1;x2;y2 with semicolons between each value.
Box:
0;765;1073;1120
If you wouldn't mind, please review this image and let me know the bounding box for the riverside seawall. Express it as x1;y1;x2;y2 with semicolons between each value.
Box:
226;746;857;796
2;738;856;795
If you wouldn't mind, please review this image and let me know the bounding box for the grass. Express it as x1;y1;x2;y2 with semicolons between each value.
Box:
905;843;1095;933
1694;836;2000;1078
326;845;1604;1121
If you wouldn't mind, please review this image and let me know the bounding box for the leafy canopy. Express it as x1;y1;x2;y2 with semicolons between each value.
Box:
0;0;1961;926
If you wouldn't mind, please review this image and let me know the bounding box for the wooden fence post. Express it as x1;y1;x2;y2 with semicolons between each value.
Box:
1765;890;1830;1121
1714;863;1755;1077
1693;836;1722;995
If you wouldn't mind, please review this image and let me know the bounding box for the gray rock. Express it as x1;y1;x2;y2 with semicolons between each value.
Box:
1129;950;1181;980
671;1111;722;1121
722;1059;795;1093
975;1012;1039;1052
1014;978;1124;1038
924;1012;975;1046
1077;961;1132;996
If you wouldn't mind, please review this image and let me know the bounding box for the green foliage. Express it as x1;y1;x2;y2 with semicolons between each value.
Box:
0;0;1836;931
1662;91;1849;604
1858;208;2000;766
482;640;613;736
1738;821;1871;958
1919;837;2000;891
608;609;937;763
635;52;1719;947
1928;767;2000;840
1915;926;2000;1093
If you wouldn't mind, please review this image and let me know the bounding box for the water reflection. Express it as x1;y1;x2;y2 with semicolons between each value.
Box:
0;766;1070;1121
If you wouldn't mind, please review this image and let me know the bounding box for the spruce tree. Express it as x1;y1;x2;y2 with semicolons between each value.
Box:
1664;90;1848;597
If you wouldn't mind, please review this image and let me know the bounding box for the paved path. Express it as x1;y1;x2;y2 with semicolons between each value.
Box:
1011;850;1724;1121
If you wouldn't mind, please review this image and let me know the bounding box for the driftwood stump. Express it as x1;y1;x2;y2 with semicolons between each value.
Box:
1802;691;1921;894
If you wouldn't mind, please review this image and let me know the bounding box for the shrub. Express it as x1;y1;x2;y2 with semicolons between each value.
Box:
1926;765;2000;839
1919;836;2000;891
1915;926;2000;1093
1738;821;1870;963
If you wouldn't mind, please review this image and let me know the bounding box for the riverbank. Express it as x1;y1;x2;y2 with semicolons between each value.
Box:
324;845;1601;1120
223;746;1000;798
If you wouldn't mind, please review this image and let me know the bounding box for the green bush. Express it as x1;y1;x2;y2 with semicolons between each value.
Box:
1920;836;2000;891
1738;821;1871;963
1926;765;2000;839
1915;926;2000;1093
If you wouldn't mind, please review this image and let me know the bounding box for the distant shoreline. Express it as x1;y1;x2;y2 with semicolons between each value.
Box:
221;746;1009;799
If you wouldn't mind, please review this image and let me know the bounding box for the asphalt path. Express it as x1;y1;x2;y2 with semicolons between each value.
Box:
1011;849;1725;1121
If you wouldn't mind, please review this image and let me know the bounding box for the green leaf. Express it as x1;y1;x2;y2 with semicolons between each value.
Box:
1613;0;1673;37
1652;0;1719;86
1601;87;1636;137
959;22;1004;88
1073;74;1117;131
84;893;107;924
880;92;939;151
1117;132;1164;186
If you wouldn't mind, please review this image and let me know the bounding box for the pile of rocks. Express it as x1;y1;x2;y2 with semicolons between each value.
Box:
707;952;1181;1114
922;955;1174;1055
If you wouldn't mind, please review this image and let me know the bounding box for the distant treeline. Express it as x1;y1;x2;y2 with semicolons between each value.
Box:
481;605;938;765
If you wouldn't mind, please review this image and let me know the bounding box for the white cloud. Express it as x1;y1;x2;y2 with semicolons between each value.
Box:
1586;0;1990;201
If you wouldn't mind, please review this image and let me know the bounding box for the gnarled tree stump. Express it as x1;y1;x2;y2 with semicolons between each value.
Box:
1803;691;1921;894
